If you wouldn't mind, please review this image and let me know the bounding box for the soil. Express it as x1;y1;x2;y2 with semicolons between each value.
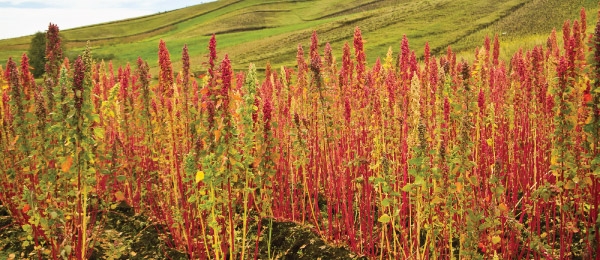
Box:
251;219;366;260
0;201;365;259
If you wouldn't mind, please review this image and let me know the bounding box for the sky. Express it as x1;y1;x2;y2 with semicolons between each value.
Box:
0;0;214;40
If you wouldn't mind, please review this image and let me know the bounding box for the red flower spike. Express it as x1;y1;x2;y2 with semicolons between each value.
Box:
429;56;438;90
563;20;572;55
19;54;33;100
121;64;131;103
344;96;351;123
341;42;353;88
236;72;244;92
45;23;63;80
324;42;334;70
484;35;491;53
399;35;410;81
182;44;190;99
208;34;217;79
296;43;307;91
493;34;500;66
409;51;419;79
5;58;19;88
372;58;381;80
220;54;232;113
310;31;321;69
73;56;85;112
385;71;396;112
158;39;174;100
6;58;23;116
478;88;485;113
353;27;365;84
547;29;559;59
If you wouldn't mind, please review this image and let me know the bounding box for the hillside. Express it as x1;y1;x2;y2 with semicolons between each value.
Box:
0;0;598;75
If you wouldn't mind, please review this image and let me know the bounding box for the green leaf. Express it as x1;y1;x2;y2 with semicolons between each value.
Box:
64;245;72;256
88;113;100;123
370;176;385;184
382;185;391;193
408;168;418;177
116;175;126;182
414;176;425;186
408;157;423;166
378;214;391;223
93;127;105;139
86;176;96;185
381;198;392;207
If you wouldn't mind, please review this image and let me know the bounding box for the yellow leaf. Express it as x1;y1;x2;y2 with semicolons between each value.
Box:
431;196;443;204
493;252;499;260
93;127;105;139
195;171;205;183
540;232;547;238
214;130;221;142
491;235;501;244
8;135;19;150
455;182;463;193
232;93;243;101
585;115;593;124
253;157;262;168
114;191;125;201
62;156;73;173
486;138;493;147
450;165;460;176
551;155;558;165
200;87;208;95
498;202;508;213
584;176;593;186
564;180;575;190
378;214;391;223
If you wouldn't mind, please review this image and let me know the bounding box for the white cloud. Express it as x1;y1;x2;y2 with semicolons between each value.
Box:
0;0;213;39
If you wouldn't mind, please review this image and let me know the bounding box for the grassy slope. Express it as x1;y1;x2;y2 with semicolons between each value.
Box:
0;0;597;76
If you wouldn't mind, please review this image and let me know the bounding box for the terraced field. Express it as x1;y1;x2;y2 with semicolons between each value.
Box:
0;0;597;73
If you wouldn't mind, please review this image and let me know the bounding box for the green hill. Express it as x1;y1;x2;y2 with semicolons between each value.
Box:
0;0;597;75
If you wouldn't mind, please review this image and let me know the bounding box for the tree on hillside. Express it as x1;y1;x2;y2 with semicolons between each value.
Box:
28;31;46;78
